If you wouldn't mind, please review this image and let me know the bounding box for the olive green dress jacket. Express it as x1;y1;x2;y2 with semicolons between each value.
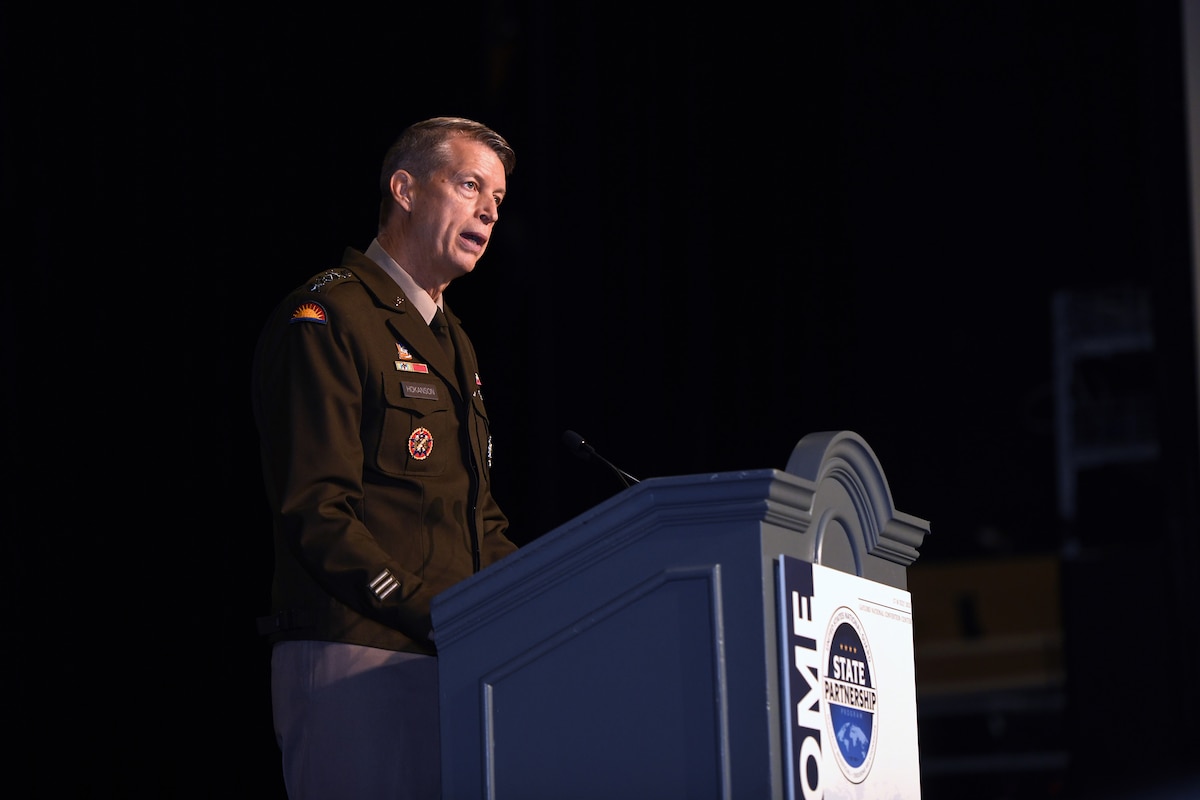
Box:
253;248;517;654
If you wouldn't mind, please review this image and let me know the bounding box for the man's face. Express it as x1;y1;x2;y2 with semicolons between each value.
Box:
411;136;507;282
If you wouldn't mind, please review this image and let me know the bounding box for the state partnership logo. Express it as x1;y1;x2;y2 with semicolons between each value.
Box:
822;606;879;784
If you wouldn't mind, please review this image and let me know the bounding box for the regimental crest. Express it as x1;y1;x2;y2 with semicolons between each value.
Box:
408;427;434;460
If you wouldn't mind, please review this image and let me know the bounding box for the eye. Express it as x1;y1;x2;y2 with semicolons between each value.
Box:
464;180;478;191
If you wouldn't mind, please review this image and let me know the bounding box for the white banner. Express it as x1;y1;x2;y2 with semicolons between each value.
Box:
777;556;921;800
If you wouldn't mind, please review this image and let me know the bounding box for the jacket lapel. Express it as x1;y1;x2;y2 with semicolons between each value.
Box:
343;249;463;396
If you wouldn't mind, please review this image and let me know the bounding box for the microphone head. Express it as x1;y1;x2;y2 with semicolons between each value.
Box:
561;431;590;455
561;429;593;460
561;428;639;487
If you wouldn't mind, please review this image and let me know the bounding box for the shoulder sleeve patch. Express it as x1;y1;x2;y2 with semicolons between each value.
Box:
289;301;328;324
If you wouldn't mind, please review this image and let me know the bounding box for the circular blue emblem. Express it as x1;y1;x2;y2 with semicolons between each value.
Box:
823;606;878;783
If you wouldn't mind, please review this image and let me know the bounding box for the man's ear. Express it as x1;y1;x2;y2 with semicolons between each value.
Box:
390;170;415;212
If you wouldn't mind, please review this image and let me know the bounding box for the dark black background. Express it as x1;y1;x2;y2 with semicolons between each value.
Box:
5;2;1198;797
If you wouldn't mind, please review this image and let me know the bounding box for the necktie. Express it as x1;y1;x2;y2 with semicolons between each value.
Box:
430;308;455;363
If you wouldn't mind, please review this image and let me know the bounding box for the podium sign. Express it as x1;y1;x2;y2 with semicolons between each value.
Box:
433;431;930;800
778;557;920;799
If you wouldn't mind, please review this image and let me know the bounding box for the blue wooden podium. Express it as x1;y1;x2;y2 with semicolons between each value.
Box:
431;431;930;799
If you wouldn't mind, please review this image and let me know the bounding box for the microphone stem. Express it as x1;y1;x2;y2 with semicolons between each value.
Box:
562;430;640;488
595;453;639;487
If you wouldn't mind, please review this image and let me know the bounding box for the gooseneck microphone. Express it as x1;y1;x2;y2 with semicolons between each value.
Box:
562;430;641;489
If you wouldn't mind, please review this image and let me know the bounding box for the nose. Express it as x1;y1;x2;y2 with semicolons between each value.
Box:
479;197;499;226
